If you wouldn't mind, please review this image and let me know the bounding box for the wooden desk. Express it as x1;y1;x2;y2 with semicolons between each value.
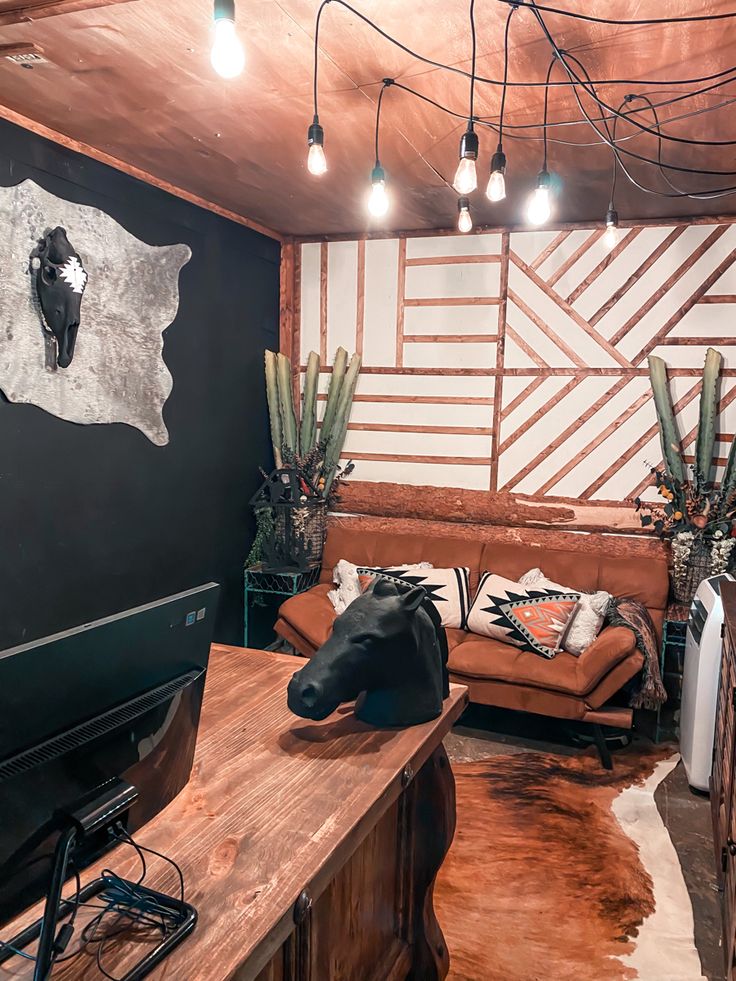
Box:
2;645;467;981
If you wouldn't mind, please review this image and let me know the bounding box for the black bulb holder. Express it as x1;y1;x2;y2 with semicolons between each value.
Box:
605;206;618;228
457;196;470;214
459;128;479;161
536;169;551;190
490;147;506;175
371;163;386;184
308;117;324;148
214;0;235;22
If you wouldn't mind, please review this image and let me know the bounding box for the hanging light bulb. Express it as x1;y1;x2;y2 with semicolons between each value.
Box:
211;0;245;79
486;146;507;202
604;206;619;248
307;117;327;175
453;127;479;195
457;196;473;234
368;164;389;217
526;170;551;225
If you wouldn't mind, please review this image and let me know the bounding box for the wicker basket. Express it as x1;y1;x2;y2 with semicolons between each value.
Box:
671;536;713;604
273;498;327;568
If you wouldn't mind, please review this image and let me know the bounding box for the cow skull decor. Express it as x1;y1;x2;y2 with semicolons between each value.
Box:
31;226;88;369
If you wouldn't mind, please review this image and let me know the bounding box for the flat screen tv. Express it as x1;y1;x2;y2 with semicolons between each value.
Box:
0;583;219;932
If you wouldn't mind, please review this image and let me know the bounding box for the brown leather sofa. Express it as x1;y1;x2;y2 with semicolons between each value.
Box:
275;524;669;741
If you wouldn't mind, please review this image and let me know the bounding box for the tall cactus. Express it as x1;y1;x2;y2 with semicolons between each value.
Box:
264;350;283;469
695;347;723;491
723;436;736;505
276;353;297;454
322;352;362;497
320;347;348;446
648;354;686;485
300;351;320;455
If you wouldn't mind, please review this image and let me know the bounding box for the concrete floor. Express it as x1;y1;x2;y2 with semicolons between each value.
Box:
446;704;723;981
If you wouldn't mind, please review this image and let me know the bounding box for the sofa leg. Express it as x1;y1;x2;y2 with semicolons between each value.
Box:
592;724;613;771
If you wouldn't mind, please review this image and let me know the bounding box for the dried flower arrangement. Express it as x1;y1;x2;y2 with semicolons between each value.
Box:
635;347;736;601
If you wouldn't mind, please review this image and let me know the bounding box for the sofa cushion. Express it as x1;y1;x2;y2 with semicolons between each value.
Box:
278;586;466;655
448;625;637;697
466;572;579;658
357;565;471;629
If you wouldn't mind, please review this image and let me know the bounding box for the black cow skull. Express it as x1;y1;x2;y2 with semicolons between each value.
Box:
33;227;88;369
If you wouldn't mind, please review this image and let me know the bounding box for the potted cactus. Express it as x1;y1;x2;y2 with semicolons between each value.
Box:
247;346;361;570
636;347;736;602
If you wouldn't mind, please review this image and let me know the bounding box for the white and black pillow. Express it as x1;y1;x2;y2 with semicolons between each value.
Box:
357;565;471;630
466;573;580;658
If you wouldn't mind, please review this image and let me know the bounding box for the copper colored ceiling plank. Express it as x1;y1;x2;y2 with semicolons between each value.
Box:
0;0;137;26
0;101;284;242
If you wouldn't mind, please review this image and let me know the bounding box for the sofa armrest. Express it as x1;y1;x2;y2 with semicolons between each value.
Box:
576;625;637;673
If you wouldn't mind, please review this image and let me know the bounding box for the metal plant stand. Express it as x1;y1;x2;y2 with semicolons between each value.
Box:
244;564;321;650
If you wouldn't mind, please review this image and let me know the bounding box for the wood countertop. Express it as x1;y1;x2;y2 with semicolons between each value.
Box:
1;645;468;980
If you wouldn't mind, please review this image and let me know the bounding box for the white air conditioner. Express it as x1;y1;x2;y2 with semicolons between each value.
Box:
681;573;735;792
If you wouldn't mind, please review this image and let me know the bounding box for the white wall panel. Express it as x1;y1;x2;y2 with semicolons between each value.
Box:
299;242;321;361
363;238;399;367
326;241;358;359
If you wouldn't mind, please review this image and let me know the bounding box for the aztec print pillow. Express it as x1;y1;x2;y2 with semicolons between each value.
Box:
357;565;471;630
466;572;580;659
520;568;611;657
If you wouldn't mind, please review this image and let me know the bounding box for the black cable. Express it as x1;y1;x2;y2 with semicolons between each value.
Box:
312;0;331;118
496;5;516;149
314;0;736;89
542;57;556;171
528;4;736;176
468;0;477;130
374;80;390;166
495;0;736;26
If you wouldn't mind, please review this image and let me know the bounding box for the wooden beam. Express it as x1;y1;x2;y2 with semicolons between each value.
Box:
405;254;501;266
0;102;283;242
0;0;136;26
332;482;663;541
403;334;498;344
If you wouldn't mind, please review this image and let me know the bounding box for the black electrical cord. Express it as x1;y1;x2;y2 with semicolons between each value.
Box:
496;5;516;150
494;0;736;27
527;3;736;177
468;0;477;131
374;80;391;166
313;0;736;89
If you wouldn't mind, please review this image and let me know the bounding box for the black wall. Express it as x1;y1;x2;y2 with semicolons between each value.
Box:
0;118;280;648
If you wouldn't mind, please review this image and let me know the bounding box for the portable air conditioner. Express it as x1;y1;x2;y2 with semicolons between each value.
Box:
681;572;735;792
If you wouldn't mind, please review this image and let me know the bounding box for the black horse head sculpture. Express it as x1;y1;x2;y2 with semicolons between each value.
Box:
32;227;88;368
287;578;449;728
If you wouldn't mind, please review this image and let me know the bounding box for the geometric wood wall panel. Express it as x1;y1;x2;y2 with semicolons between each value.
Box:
297;220;736;504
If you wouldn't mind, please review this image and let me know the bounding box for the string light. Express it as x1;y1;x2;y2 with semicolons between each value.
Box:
307;118;327;175
367;81;392;217
211;0;244;79
487;7;515;203
604;207;619;247
457;196;473;233
305;0;736;228
368;166;389;216
525;57;555;225
454;0;479;195
527;170;551;224
306;2;329;175
487;148;507;202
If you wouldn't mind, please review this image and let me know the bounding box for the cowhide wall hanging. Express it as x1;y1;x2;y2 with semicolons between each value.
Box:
0;180;191;446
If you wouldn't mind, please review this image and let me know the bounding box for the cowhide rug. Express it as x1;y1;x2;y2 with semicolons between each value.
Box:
434;747;705;981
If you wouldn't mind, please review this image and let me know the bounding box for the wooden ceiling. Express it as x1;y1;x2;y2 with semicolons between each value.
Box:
0;0;734;238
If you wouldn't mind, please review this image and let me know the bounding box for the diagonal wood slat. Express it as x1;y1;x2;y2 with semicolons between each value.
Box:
509;252;633;369
546;229;604;289
565;228;643;305
506;376;633;493
591;226;687;329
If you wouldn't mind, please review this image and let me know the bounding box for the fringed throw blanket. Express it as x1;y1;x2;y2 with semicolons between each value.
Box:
607;597;667;710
